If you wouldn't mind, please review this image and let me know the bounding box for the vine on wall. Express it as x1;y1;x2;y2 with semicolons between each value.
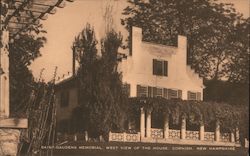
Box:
127;97;242;131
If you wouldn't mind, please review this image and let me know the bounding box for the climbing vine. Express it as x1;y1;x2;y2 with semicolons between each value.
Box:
127;97;243;131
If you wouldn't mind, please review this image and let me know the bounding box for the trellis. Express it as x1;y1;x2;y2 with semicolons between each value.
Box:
0;0;74;120
0;1;74;155
3;0;74;37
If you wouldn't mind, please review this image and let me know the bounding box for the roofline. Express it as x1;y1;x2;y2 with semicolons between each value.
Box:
55;75;75;86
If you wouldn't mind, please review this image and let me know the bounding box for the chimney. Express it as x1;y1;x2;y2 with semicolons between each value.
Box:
131;26;142;56
177;35;187;66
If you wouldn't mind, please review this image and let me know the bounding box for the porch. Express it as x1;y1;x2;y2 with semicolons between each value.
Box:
109;107;240;147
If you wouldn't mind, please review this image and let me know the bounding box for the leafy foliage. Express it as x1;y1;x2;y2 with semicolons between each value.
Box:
203;79;249;141
122;1;249;141
73;24;128;139
226;18;250;84
121;0;248;82
204;80;249;106
9;34;46;117
128;97;242;131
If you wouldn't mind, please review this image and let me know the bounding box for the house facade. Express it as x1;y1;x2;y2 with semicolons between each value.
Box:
119;27;203;100
55;26;204;130
55;76;78;133
54;27;240;147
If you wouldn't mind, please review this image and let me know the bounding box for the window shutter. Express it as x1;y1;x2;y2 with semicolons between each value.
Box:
127;84;131;96
153;87;157;97
188;91;199;100
156;88;163;97
61;91;69;107
163;88;168;99
163;61;168;76
136;85;141;97
137;85;147;97
148;86;153;97
153;59;156;75
187;91;191;100
177;90;182;99
197;92;201;101
168;89;172;99
168;89;177;99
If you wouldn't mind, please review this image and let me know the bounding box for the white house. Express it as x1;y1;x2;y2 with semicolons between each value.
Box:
118;27;204;100
54;27;240;146
55;26;204;128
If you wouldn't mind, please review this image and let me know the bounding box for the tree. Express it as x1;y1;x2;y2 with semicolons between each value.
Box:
99;30;127;134
226;18;249;84
9;34;46;117
121;0;247;81
73;24;127;139
73;23;99;134
0;0;47;118
122;0;249;142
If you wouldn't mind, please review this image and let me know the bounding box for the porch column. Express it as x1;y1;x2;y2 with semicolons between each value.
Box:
230;130;235;143
199;122;205;141
215;120;220;142
146;109;152;138
140;107;145;139
181;116;186;139
163;114;169;139
0;3;27;156
128;120;132;130
235;127;240;143
0;18;10;118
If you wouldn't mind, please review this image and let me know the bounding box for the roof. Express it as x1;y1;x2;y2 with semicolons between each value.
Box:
55;74;77;90
55;72;74;85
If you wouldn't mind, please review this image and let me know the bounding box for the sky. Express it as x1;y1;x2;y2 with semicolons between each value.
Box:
30;0;250;81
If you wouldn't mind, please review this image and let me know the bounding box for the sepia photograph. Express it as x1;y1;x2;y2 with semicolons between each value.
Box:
0;0;249;156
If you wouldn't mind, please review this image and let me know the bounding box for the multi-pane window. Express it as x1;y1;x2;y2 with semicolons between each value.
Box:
163;88;168;99
153;59;168;76
137;85;182;99
187;91;201;101
156;88;163;97
177;90;182;99
148;86;154;97
168;89;181;99
137;85;148;97
122;83;131;96
61;91;69;107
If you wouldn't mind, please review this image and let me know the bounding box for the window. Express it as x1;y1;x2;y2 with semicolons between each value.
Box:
163;88;168;99
148;87;163;97
153;59;168;76
168;89;182;99
61;91;69;107
122;83;130;96
137;85;148;97
137;85;182;100
187;91;201;101
148;86;154;97
156;88;163;97
178;90;182;99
